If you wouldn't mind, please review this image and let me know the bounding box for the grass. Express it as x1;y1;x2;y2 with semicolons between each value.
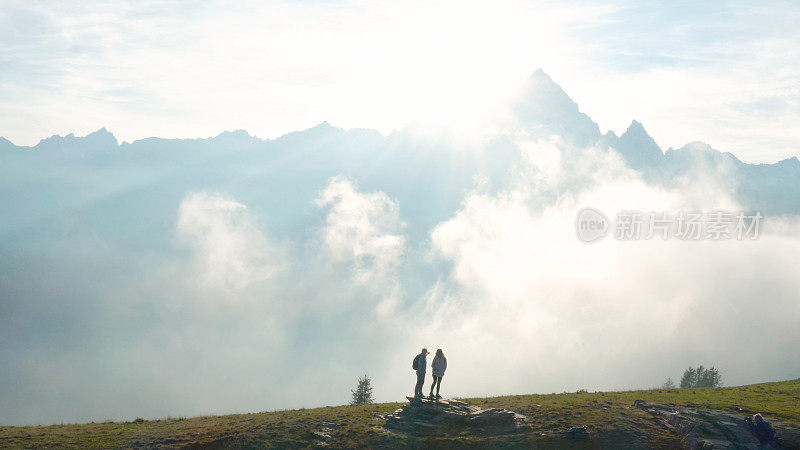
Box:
1;379;798;448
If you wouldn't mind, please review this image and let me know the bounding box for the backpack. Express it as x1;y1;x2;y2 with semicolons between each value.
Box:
412;354;420;371
764;422;776;442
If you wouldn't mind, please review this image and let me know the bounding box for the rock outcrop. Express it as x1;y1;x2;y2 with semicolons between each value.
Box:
377;397;527;436
632;400;800;449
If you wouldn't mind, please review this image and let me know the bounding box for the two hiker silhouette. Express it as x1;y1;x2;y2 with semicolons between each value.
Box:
412;348;447;398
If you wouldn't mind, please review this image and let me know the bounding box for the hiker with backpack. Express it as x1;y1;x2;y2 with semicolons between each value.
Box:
412;348;429;397
429;349;447;398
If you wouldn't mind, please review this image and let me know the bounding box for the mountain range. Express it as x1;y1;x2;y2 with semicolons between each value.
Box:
2;69;797;240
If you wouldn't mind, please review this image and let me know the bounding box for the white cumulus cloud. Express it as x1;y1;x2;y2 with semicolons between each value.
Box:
316;176;406;286
177;192;283;292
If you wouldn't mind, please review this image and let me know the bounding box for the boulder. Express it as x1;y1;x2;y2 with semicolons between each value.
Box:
632;400;800;449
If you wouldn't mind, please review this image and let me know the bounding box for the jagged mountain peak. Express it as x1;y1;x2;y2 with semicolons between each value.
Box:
677;141;716;153
213;129;253;139
665;141;744;167
88;127;113;137
87;127;118;146
619;120;660;149
781;156;800;166
510;69;601;146
611;119;663;170
298;121;338;134
35;127;118;149
516;69;580;112
623;120;647;135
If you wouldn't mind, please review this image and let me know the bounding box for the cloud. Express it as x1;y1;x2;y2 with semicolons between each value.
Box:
177;191;283;293
316;176;405;288
419;137;800;396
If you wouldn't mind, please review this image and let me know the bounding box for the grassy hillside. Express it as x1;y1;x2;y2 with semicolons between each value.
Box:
1;379;798;448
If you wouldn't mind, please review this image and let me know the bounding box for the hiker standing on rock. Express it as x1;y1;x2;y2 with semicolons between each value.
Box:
413;348;429;397
430;349;447;399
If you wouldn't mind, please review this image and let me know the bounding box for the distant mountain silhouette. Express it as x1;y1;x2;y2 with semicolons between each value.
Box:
1;68;798;232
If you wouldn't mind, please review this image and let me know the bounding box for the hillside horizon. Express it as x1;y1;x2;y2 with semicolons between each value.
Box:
2;379;799;448
4;376;798;428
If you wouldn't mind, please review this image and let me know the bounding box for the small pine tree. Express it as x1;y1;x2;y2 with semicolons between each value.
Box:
350;374;374;405
680;367;697;388
662;377;676;389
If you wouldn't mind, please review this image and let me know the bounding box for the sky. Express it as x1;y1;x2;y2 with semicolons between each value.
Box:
1;0;799;162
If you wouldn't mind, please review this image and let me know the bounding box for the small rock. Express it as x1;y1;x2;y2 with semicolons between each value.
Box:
319;421;339;429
